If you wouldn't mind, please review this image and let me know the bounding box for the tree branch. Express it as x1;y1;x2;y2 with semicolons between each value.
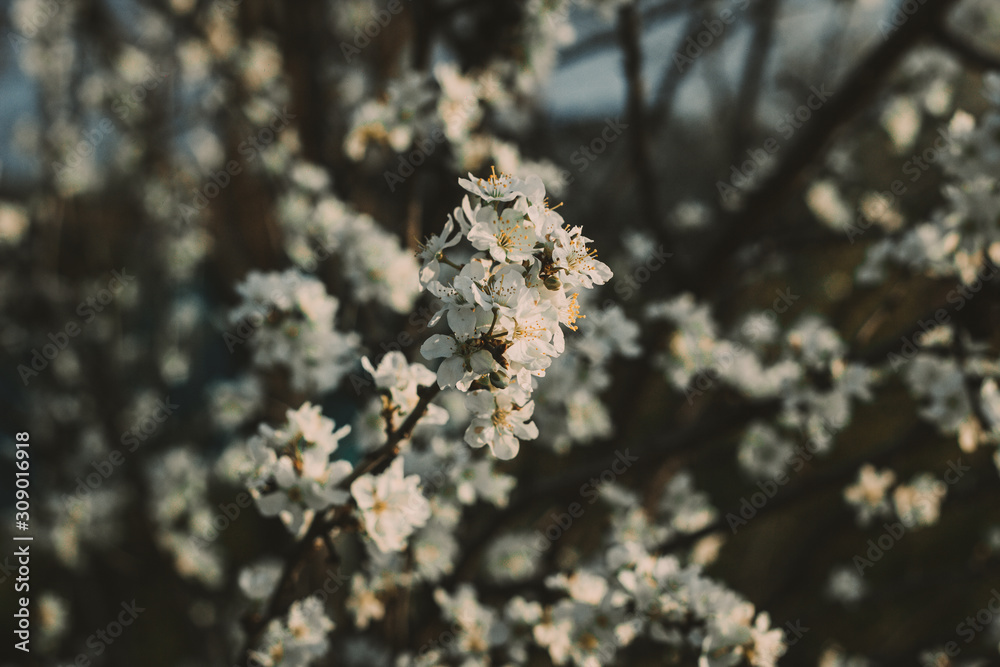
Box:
235;382;442;661
932;24;1000;71
728;0;781;163
617;2;663;233
701;0;963;298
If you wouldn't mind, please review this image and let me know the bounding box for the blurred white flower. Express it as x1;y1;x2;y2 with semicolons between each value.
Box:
893;474;947;528
826;565;868;604
251;597;334;667
230;270;360;393
844;464;897;527
738;422;795;480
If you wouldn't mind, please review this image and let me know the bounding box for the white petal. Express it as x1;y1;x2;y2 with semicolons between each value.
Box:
491;432;520;460
447;306;477;338
421;334;457;359
437;356;467;389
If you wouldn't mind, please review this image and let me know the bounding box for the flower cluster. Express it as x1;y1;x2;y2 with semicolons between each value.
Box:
10;0;1000;661
277;163;422;313
229;270;360;393
419;170;612;459
856;73;1000;285
415;481;785;667
244;403;353;537
250;597;334;667
843;464;897;527
145;447;223;587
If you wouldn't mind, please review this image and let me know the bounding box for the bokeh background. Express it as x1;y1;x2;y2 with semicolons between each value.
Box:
2;0;1000;665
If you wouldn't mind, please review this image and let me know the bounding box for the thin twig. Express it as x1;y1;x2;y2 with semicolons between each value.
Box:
702;0;963;298
728;0;781;163
235;383;442;661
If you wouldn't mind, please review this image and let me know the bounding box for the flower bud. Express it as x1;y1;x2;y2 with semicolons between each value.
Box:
489;370;509;389
543;274;562;290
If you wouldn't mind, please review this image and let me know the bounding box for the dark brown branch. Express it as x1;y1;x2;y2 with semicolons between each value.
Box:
446;400;769;584
341;383;443;487
932;24;1000;71
559;0;689;66
654;422;935;555
652;7;708;114
728;0;781;162
617;3;663;232
702;0;963;297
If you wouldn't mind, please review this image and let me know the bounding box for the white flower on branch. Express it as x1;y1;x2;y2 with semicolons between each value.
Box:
245;403;353;537
351;458;431;553
464;387;538;460
362;351;448;429
844;464;897;527
893;473;947;529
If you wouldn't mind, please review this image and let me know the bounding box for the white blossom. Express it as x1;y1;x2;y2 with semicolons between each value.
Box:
351;458;431;552
230;270;360;392
844;464;897;527
250;597;334;667
245;403;354;537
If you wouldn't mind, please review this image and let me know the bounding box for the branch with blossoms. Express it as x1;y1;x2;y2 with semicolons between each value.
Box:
15;0;1000;663
419;169;612;459
227;166;796;667
232;168;613;664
